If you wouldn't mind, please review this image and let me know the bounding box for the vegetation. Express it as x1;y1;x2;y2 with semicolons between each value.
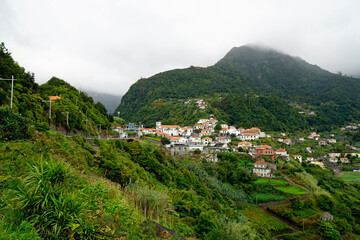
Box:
337;172;360;182
116;45;360;131
275;186;308;195
0;42;113;136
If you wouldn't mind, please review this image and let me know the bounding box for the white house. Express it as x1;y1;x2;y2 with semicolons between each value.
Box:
113;127;128;139
170;137;188;145
194;124;206;130
141;128;157;135
201;129;213;136
328;153;341;158
221;124;229;129
202;137;213;145
293;155;302;163
198;118;209;124
216;137;231;144
340;158;349;163
219;128;229;135
179;127;193;137
306;157;314;162
228;126;239;136
283;139;292;145
328;139;337;144
278;138;284;142
238;141;252;150
329;157;338;163
156;122;181;136
253;160;272;178
275;148;288;157
299;137;305;141
189;136;202;145
238;133;258;141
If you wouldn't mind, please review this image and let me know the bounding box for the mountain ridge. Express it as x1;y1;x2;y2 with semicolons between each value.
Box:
115;45;360;130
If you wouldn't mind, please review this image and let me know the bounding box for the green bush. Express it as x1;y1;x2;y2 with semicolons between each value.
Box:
0;107;31;140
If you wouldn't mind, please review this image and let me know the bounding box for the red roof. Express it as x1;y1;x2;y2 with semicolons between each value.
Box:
276;148;287;152
170;137;182;140
161;125;181;129
254;160;267;165
49;96;61;101
203;137;212;140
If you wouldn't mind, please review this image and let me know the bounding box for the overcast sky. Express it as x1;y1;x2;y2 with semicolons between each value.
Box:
1;0;360;95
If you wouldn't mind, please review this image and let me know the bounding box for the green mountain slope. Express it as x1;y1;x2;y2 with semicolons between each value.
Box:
116;45;360;130
0;43;112;135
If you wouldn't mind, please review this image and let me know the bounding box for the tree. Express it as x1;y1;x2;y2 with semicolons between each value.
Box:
214;124;221;131
161;137;170;145
318;220;340;240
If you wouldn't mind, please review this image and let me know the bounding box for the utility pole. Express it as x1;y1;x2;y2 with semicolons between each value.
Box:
62;111;69;126
0;75;17;109
42;99;52;120
97;124;101;138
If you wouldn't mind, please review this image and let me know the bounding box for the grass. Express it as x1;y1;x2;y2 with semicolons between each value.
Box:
275;186;307;195
240;205;290;234
253;178;289;186
338;172;360;182
252;193;286;202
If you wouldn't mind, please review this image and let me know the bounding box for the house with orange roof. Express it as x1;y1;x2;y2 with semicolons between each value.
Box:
155;131;171;139
189;136;201;145
156;122;181;136
275;148;288;157
202;137;213;145
306;157;314;162
253;160;272;178
113;126;128;139
256;145;275;158
170;136;188;145
141;128;157;135
329;157;338;163
216;136;230;144
238;133;258;141
283;139;292;145
238;141;252;150
340;157;349;163
328;138;337;144
219;128;229;135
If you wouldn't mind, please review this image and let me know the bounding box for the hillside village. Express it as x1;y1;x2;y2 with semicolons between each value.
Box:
112;116;360;179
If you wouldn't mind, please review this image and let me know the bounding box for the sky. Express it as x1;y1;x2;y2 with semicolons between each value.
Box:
1;0;360;95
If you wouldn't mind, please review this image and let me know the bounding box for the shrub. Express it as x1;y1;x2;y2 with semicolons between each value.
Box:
125;182;176;222
2;158;87;239
0;107;31;140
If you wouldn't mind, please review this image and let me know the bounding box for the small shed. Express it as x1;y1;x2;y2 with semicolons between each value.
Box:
320;212;334;221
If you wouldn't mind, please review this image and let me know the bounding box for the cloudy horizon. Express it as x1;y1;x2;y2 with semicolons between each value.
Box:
1;0;360;95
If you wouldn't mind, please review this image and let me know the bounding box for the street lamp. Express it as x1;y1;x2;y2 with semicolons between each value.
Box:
83;118;88;138
0;75;17;109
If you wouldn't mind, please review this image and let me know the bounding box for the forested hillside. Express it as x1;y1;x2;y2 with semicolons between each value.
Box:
116;45;360;130
0;43;112;136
